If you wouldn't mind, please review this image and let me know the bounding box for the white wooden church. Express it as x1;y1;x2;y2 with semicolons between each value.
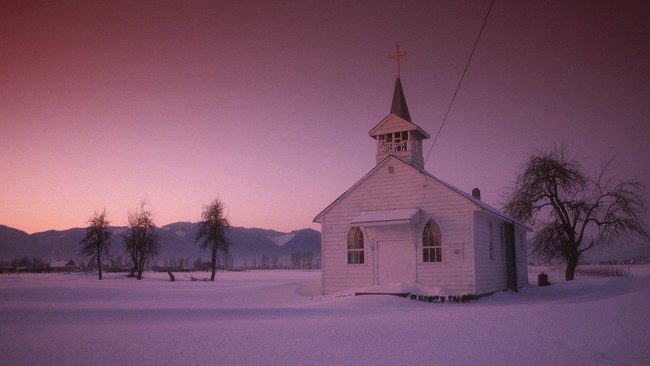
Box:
314;48;529;296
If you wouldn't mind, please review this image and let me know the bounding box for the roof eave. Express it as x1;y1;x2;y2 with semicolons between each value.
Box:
368;114;431;139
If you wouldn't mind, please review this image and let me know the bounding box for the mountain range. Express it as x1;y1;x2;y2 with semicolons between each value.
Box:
4;222;648;269
0;223;321;268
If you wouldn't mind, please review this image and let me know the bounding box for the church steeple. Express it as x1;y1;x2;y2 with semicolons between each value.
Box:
388;44;411;122
368;45;430;170
390;77;411;122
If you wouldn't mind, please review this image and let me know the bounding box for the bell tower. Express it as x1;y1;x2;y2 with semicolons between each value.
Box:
369;45;430;170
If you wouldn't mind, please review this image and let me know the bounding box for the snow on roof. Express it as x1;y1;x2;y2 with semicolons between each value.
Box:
351;208;421;226
49;259;76;268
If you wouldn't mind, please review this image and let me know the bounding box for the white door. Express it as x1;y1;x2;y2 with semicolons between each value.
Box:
376;240;415;285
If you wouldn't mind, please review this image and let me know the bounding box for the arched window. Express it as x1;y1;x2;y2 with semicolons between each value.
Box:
423;220;442;262
347;227;365;264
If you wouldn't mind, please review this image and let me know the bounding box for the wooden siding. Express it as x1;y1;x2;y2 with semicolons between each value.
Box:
319;157;480;294
473;211;508;294
516;227;529;286
473;211;530;294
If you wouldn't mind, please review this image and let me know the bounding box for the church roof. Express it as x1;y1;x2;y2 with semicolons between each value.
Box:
390;77;411;122
313;155;531;230
351;208;421;227
368;114;430;139
368;77;429;139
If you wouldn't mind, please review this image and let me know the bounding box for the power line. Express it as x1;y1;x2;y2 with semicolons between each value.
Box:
424;0;496;164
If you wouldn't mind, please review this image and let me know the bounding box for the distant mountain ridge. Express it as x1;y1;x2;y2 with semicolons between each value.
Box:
0;223;321;268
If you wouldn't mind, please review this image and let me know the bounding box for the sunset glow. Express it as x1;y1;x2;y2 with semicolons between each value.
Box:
1;1;648;234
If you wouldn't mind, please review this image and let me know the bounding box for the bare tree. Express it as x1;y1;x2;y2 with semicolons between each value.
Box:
195;198;230;281
502;145;649;280
258;254;265;269
291;252;303;269
80;209;112;280
304;252;314;269
124;202;159;280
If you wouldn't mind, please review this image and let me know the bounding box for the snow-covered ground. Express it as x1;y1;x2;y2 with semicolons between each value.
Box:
1;267;649;366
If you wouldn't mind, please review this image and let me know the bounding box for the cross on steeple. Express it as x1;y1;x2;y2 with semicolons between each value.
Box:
388;44;407;78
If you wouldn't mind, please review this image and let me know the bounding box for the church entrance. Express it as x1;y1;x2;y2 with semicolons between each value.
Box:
376;240;415;285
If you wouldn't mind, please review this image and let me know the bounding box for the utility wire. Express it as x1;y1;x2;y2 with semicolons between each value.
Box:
424;0;496;164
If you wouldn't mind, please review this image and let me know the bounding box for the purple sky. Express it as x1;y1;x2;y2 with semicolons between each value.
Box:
2;1;649;234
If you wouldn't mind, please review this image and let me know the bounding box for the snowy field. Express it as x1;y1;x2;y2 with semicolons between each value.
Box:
1;267;649;366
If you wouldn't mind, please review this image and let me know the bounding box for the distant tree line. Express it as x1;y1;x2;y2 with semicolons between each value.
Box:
290;251;318;269
240;252;320;270
151;255;232;272
0;257;48;273
0;250;322;275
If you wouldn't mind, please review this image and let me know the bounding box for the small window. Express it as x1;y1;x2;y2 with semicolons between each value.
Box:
423;220;442;262
347;227;365;264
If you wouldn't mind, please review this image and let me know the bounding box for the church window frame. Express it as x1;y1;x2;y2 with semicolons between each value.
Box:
377;131;410;154
422;220;442;263
347;226;365;265
393;131;409;152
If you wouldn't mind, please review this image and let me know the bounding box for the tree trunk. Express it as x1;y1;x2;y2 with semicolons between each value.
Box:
210;250;217;281
137;262;144;280
565;248;579;281
129;264;137;278
97;255;103;280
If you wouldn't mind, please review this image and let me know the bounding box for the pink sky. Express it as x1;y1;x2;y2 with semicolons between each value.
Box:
1;1;649;234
